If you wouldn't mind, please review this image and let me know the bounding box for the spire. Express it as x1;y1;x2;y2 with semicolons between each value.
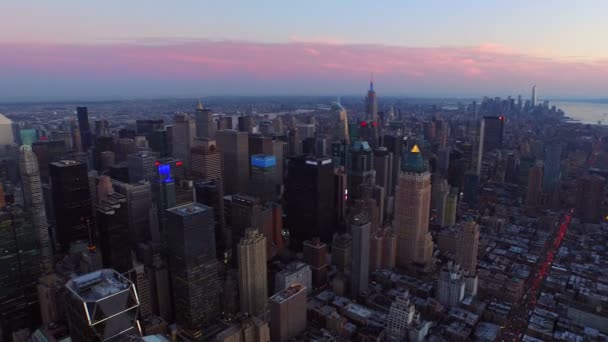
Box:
196;100;204;110
411;144;420;153
369;73;374;91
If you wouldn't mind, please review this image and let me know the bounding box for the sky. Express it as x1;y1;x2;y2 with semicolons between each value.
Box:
1;0;608;101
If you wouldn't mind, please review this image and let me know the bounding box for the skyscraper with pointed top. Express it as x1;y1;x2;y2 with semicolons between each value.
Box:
19;145;53;272
393;145;434;268
365;80;379;147
333;99;350;145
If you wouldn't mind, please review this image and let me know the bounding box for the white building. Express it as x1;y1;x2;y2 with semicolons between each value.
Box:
0;113;14;146
437;261;465;307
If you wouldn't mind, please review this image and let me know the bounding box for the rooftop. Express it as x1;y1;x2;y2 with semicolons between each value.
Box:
166;202;210;216
65;269;131;302
270;283;306;303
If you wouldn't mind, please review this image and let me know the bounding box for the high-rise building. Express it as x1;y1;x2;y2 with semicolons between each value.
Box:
19;145;53;272
172;113;196;169
346;140;375;201
127;151;160;183
442;188;458;227
50;160;94;251
351;215;370;297
365;81;379;147
383;134;404;197
369;227;396;271
113;180;152;244
275;261;312;295
386;290;418;341
285;155;336;245
0;206;40;341
577;174;606;223
531;85;537;107
136;119;164;136
150;158;178;240
481;116;505;152
65;269;140;341
238;229;268;318
216;130;250;195
525;161;543;211
431;174;449;224
331;233;352;271
302;237;329;288
250;154;277;202
543;144;561;194
191;138;223;181
166;203;220;338
215;316;270;342
249;134;274;158
373;147;393;207
76;107;92;151
455;221;479;275
195;100;216;139
394;145;434;267
436;262;465;307
269;283;307;342
96;189;131;272
195;179;227;258
333;100;350;145
238;116;254;134
229;194;265;255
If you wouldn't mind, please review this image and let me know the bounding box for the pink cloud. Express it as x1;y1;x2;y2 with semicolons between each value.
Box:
0;40;607;97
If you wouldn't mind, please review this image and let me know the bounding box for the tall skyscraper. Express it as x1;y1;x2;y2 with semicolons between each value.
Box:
216;130;250;195
543;144;561;194
525;161;543;211
351;215;370;297
127;151;160;183
195;100;216;139
285;155;336;245
302;237;329;288
238;229;268;318
365;81;379;146
49;160;94;251
65;269;141;341
531;85;537;107
455;221;479;275
333;100;350;145
172;113;196;169
76;107;92;151
442;188;458;227
113;180;152;244
269;283;307;342
250;154;277;202
383;134;404;197
346;140;375;201
577;174;606;223
373;147;393;204
481;116;505;152
394;145;434;267
19;145;53;272
166;203;220;339
0;206;40;341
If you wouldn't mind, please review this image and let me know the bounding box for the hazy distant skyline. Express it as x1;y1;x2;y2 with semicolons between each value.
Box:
2;1;607;100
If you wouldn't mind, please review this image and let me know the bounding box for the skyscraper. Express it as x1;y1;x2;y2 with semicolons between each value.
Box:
302;237;329;288
285;155;336;245
113;180;152;244
525;161;543;211
351;215;370;297
481;116;505;152
250;154;277;202
216;130;250;195
76;107;92;151
166;203;220;338
65;269;140;341
365;81;379;146
195;100;216;139
19;145;52;272
436;262;465;307
442;188;458;227
333;100;350;145
543;144;561;194
386;290;418;341
269;283;307;342
238;229;268;318
577;174;605;223
127;151;160;183
49;160;94;251
455;221;479;275
531;85;537;107
346;140;375;201
394;145;434;267
172;113;196;169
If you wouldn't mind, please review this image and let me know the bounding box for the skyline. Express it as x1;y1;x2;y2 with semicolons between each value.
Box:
2;1;608;100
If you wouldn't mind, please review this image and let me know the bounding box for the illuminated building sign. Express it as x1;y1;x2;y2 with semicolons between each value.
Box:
158;164;173;183
251;155;276;168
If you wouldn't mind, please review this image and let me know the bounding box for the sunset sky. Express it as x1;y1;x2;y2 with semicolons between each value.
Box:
1;0;607;100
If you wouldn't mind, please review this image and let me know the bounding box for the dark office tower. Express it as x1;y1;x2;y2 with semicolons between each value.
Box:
287;129;300;156
577;174;605;223
301;137;316;155
249;134;274;158
272;140;287;187
19;145;53;272
148;129;172;157
93;135;115;171
423;121;436;142
543;144;561;194
150;159;177;239
250;154;277;202
303;238;329;287
383;134;403;196
116;138;136;162
65;269;140;342
435;119;449;148
331;141;348;167
136;119;164;136
351;215;370;297
113;180;152;244
216;130;250;195
335;167;347;227
166;203;220;339
96;190;130;272
285;155;335;245
109;163;129;183
481;116;505;152
76;107;92;151
128;151;160;183
346;140;375;201
172;114;196;169
195;180;226;258
0;206;40;341
50;160;93;251
195;100;216;139
32;140;67;183
238;115;254;134
463;171;480;206
525;161;543;212
373;147;393;208
229;194;265;253
269;284;307;342
219;116;233;130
